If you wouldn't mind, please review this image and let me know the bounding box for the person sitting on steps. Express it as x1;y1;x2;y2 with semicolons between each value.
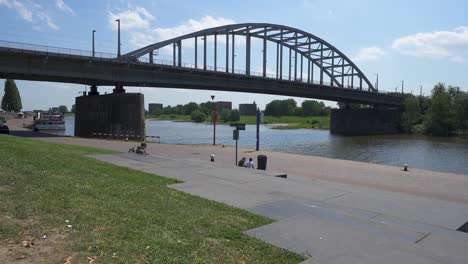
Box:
238;157;246;167
245;158;255;169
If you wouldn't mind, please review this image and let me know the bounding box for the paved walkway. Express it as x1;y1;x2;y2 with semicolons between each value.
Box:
90;152;468;264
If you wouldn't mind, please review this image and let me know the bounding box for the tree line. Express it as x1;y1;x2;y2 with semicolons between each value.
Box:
265;99;331;117
148;101;241;123
149;99;331;123
402;83;468;136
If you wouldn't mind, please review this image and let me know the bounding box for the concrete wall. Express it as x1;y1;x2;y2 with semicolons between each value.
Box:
239;103;257;115
330;108;402;136
148;103;163;115
216;101;232;113
75;93;145;139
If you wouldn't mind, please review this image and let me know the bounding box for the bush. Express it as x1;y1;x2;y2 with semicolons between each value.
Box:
191;110;206;123
229;109;240;122
0;116;6;124
411;124;426;134
220;109;231;122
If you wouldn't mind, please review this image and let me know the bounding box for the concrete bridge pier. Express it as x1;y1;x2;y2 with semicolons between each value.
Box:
330;108;402;136
74;91;145;140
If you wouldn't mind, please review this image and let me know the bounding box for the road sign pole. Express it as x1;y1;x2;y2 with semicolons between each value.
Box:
256;108;260;151
235;137;238;166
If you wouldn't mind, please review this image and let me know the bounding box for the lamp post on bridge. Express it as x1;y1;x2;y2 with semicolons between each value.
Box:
115;19;121;57
374;73;379;91
92;30;96;57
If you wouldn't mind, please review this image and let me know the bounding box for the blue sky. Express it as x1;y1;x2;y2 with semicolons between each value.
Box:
1;0;468;110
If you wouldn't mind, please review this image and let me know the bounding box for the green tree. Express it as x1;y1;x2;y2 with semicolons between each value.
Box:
183;102;199;115
1;79;22;112
199;101;215;115
173;105;185;115
425;83;456;136
58;105;68;113
163;105;173;115
220;109;232;122
454;91;468;131
191;110;206;123
302;100;328;116
229;109;240;122
265;99;297;116
401;96;421;133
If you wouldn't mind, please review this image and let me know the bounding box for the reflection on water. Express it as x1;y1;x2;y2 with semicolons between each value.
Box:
46;117;468;175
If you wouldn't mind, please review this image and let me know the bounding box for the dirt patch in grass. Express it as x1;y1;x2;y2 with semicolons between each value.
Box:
0;221;69;264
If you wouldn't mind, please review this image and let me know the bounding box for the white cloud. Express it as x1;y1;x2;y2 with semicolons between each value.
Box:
108;6;155;31
12;0;33;21
392;27;468;63
55;0;75;15
0;0;58;30
352;46;386;62
129;15;236;49
37;12;58;30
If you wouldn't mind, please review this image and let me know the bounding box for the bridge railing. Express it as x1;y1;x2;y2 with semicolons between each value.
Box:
0;39;402;96
0;40;116;59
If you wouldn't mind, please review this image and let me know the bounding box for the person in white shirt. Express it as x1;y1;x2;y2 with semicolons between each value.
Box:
245;158;255;169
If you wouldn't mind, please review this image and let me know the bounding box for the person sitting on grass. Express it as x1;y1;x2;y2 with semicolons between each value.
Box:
238;157;246;167
245;158;255;169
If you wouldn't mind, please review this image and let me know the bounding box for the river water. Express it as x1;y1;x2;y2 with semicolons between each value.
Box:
53;116;468;175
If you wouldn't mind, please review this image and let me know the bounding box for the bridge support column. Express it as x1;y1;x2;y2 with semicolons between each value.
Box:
330;108;402;136
75;93;145;140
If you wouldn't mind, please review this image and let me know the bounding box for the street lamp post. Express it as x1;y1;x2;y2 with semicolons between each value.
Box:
211;95;216;145
115;19;121;57
374;73;379;91
401;80;404;93
92;30;96;57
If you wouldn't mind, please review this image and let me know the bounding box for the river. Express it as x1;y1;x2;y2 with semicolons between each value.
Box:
50;116;468;175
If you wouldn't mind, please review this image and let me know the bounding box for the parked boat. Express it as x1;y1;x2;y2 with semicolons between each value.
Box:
34;111;65;130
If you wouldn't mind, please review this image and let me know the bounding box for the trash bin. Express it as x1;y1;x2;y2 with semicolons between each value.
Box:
257;155;267;170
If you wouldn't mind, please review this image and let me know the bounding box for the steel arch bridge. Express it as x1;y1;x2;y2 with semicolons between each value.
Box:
122;23;376;92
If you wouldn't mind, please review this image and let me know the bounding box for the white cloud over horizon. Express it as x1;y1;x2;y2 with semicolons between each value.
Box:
129;15;236;49
55;0;75;16
108;5;155;31
392;26;468;63
352;46;386;62
0;0;59;30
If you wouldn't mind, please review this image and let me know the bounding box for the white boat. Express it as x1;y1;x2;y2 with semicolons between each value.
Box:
34;112;65;130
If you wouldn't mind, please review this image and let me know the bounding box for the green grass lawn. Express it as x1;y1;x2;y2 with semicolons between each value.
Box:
240;115;330;129
148;114;192;122
0;135;305;263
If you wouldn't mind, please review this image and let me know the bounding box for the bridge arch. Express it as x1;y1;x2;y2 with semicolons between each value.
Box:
122;23;376;92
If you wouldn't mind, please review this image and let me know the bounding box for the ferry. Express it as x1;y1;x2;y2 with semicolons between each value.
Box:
34;111;65;130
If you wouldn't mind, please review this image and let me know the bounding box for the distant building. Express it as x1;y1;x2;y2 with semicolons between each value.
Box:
148;103;163;115
239;102;257;115
215;101;232;113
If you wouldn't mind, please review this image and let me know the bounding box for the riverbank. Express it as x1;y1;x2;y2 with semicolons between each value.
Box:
6;120;467;204
148;114;330;129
